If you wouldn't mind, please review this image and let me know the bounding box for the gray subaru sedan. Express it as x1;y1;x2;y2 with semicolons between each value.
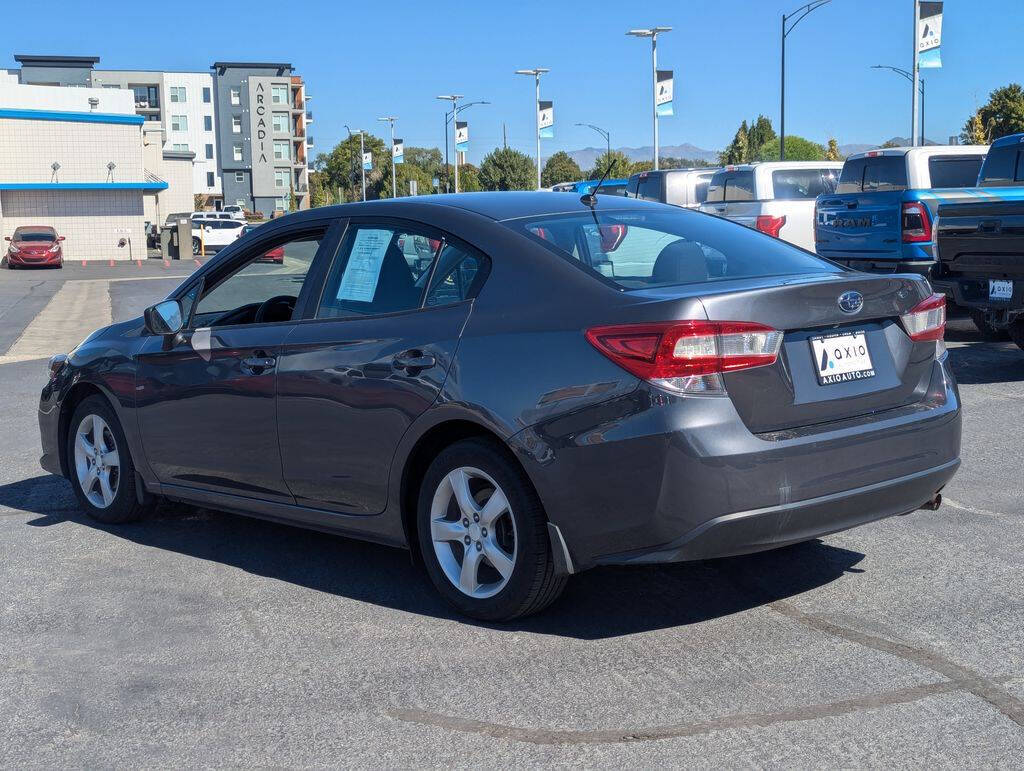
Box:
38;192;960;620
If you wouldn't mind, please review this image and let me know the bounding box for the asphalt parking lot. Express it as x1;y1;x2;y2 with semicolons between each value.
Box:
1;262;1023;766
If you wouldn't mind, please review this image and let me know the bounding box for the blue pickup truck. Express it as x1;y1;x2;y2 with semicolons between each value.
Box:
816;139;1024;344
814;145;990;276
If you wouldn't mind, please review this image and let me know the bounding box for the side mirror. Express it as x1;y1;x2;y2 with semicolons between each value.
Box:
144;299;184;336
58;236;66;242
3;237;10;242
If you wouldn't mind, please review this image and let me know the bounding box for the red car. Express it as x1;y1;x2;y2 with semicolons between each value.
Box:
241;224;284;263
5;226;64;269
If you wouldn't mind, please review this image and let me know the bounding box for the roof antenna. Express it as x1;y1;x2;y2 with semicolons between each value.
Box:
581;160;615;207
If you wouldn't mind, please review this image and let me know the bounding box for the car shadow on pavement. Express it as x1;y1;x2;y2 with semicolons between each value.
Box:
945;341;1024;385
8;473;865;640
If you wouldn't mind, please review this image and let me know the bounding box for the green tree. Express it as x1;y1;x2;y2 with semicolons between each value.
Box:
971;83;1024;141
747;115;776;160
960;110;991;145
587;150;632;179
719;121;749;165
825;137;843;161
755;134;826;161
441;163;482;193
629;160;654;175
479;147;536;190
309;170;332;208
288;187;298;212
318;132;388;201
541;151;583;187
880;139;902;148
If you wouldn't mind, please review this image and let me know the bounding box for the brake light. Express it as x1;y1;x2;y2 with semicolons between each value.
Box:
585;320;783;394
901;201;932;243
755;214;786;238
598;224;628;252
900;293;945;342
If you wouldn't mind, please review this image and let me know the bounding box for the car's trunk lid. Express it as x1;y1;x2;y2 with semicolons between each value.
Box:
815;191;904;259
649;273;936;433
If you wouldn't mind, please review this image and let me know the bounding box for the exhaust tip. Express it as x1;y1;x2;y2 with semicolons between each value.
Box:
920;493;942;511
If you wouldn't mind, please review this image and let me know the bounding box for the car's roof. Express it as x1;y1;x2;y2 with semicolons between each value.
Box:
300;191;659;222
846;145;989;161
990;133;1024;149
715;161;843;171
12;225;56;233
631;167;719;178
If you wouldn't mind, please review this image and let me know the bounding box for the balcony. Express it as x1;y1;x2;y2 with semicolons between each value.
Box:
305;110;313;123
306;136;314;147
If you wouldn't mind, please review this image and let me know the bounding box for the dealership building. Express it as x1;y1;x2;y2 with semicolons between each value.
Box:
0;82;167;261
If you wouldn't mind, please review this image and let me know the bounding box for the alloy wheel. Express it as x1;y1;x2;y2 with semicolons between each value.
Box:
73;414;120;509
430;466;518;599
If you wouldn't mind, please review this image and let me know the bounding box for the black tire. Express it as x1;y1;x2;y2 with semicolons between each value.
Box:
192;236;201;256
416;438;566;621
969;309;1010;341
1009;319;1024;352
66;395;151;524
7;262;15;270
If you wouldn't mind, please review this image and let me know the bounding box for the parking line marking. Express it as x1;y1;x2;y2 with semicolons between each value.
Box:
942;497;1013;518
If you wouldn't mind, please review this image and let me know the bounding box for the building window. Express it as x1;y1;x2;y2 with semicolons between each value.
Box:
169;86;186;103
131;85;159;108
233;143;243;162
205;143;214;160
203;115;212;131
230;87;241;105
272;112;289;134
275;170;289;189
206;171;216;188
202;86;211;103
171;114;188;131
271;85;288;104
172;143;189;152
232;115;241;133
275;197;286;211
273;140;290;161
235;172;245;183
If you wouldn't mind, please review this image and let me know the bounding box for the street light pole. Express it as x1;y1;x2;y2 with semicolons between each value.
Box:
436;95;463;192
780;1;831;160
359;130;366;201
515;68;550;189
627;27;671;170
911;0;921;147
377;116;398;198
870;65;926;145
576;123;611;158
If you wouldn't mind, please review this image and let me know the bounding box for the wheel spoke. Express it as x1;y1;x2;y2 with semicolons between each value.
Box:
77;433;95;460
431;517;464;543
92;415;105;454
98;470;115;506
478;487;509;527
82;464;99;493
459;545;482;594
448;469;479;519
101;449;119;469
482;538;514;580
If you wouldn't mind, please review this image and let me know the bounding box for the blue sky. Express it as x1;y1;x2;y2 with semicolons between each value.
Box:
6;0;1023;163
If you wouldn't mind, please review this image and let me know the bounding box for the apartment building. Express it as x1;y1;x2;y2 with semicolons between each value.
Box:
212;61;311;218
9;55;221;203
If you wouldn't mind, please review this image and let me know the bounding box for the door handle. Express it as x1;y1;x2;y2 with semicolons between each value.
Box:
240;355;276;375
393;351;436;372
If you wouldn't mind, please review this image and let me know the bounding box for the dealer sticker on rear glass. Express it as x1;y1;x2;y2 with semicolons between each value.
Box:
809;332;876;385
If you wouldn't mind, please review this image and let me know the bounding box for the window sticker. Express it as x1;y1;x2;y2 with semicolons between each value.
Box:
337;229;391;302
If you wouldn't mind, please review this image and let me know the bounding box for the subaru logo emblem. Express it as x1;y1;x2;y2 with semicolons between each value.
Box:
838;291;864;315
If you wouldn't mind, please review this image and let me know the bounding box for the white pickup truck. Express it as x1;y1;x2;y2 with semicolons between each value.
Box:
699;161;842;251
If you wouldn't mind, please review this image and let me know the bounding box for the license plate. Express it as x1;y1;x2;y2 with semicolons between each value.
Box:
989;279;1013;301
810;332;875;385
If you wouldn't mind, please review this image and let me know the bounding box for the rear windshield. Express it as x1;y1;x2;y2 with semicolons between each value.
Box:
837;156;908;193
693;174;713;204
771;168;838;199
978;146;1024;187
596;183;626;196
635;174;663;201
503;209;841;291
705;170;755;202
13;230;55;242
927;156;985;188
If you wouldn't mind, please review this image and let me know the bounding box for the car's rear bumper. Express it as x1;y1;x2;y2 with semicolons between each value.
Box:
828;256;936;279
513;355;960;572
595;458;958;565
931;274;1024;313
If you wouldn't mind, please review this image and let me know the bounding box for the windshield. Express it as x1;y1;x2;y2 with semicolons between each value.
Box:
14;231;56;242
503;209;841;291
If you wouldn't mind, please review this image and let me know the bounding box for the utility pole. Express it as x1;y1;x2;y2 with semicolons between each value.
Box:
377;116;398;198
436;95;463;192
780;2;832;160
576;123;611;158
515;68;550;189
503;122;507;149
627;27;671;170
359;130;366;201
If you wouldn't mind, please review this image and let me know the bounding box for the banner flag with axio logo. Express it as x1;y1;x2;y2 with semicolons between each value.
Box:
392;139;403;165
455;121;469;153
918;1;943;68
362;151;373;171
538;101;554;138
656;70;674;116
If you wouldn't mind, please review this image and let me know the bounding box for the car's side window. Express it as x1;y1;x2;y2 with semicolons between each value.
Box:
316;224;440;319
191;229;324;328
425;241;488;307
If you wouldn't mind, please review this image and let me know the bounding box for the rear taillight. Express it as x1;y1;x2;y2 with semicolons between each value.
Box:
900;293;945;342
755;214;786;238
585;320;783;395
901;201;932;243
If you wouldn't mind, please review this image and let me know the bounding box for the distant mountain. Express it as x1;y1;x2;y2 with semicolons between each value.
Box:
565;142;720;170
838;137;942;157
